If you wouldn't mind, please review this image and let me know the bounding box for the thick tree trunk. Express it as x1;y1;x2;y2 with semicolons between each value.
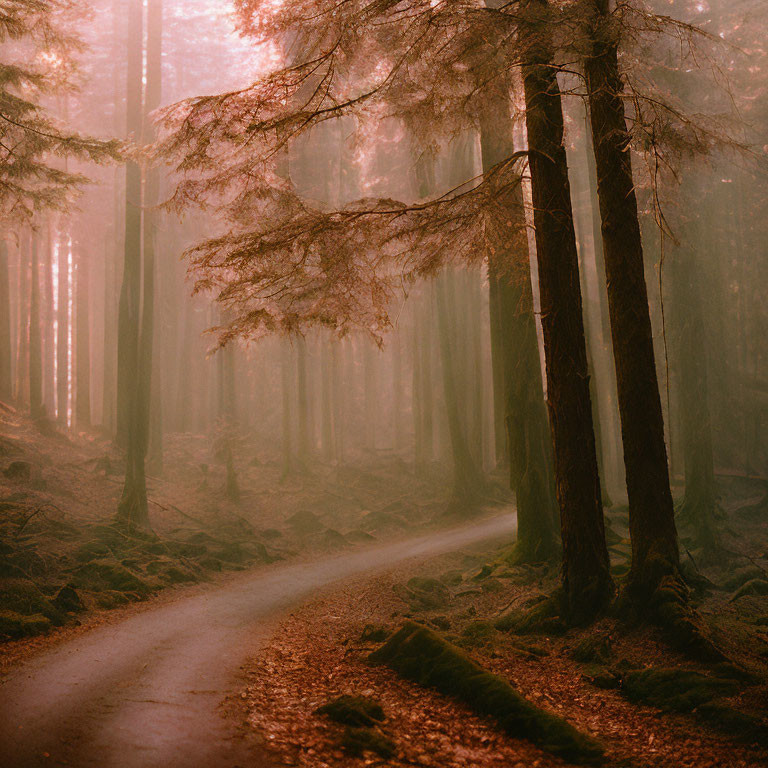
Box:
584;0;680;600
29;233;43;420
0;239;13;401
520;0;612;621
480;113;559;563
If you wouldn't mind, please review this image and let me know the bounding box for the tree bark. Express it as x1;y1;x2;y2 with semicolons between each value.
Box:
584;0;680;599
28;232;43;420
75;252;91;427
520;0;612;620
0;238;13;401
480;110;559;563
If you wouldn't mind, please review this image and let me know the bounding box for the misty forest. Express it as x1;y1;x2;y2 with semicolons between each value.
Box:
0;0;767;766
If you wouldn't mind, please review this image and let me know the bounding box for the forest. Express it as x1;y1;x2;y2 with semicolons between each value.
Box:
0;0;767;766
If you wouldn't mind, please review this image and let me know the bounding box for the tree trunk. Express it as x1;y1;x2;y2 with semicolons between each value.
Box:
16;234;30;405
480;110;559;563
116;0;144;450
29;232;43;420
0;238;13;401
56;233;68;422
520;0;612;621
75;252;91;428
670;241;717;551
435;273;484;506
584;0;680;601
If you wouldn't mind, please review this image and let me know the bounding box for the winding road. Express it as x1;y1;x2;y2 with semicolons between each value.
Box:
0;513;515;768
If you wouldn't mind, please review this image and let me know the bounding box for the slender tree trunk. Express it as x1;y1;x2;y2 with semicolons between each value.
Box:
56;232;68;422
296;334;310;467
42;222;55;415
116;0;144;450
320;333;334;460
436;273;484;505
29;232;43;420
16;234;30;405
75;252;91;427
0;238;12;400
670;242;717;550
281;339;294;476
487;270;507;467
520;0;612;621
584;0;680;601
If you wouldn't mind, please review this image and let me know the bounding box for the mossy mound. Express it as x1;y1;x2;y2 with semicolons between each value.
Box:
570;634;612;665
730;578;768;601
316;695;385;727
0;610;51;637
698;702;768;746
397;577;451;610
361;624;389;643
581;665;621;690
287;510;323;535
340;726;395;759
621;667;739;712
722;567;766;592
73;560;151;596
0;578;64;624
496;596;566;636
369;622;604;765
460;620;497;648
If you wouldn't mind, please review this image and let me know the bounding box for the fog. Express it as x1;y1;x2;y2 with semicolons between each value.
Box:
1;1;767;766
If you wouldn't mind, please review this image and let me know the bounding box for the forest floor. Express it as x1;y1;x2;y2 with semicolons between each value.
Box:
0;400;487;665
234;480;768;768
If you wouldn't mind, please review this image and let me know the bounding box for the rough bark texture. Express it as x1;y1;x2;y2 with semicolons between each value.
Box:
520;0;612;620
584;0;680;596
480;107;558;562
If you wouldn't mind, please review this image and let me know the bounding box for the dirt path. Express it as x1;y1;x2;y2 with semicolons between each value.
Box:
0;513;515;768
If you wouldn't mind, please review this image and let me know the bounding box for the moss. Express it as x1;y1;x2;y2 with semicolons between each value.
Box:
0;578;64;624
496;596;566;636
0;609;51;637
621;667;739;712
581;665;621;690
73;560;151;596
405;577;451;609
570;634;612;665
161;566;196;584
722;567;766;592
316;695;385;727
199;557;223;572
509;638;549;659
52;585;83;613
698;702;768;746
360;624;389;643
439;569;464;587
369;622;604;765
730;578;768;601
74;541;112;563
460;620;497;648
340;727;395;759
95;591;128;608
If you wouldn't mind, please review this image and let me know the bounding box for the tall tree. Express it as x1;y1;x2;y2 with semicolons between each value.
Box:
0;238;12;400
583;0;683;609
28;230;42;420
520;0;612;620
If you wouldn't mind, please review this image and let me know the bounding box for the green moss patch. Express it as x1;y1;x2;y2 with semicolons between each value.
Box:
316;695;385;727
340;726;395;759
621;667;739;712
73;560;151;596
0;578;64;624
369;622;603;765
570;634;612;665
0;610;51;638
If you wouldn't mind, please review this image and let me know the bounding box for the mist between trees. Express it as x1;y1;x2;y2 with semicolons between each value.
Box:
0;0;766;640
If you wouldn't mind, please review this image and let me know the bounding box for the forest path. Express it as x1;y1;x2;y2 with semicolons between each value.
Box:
0;512;515;768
